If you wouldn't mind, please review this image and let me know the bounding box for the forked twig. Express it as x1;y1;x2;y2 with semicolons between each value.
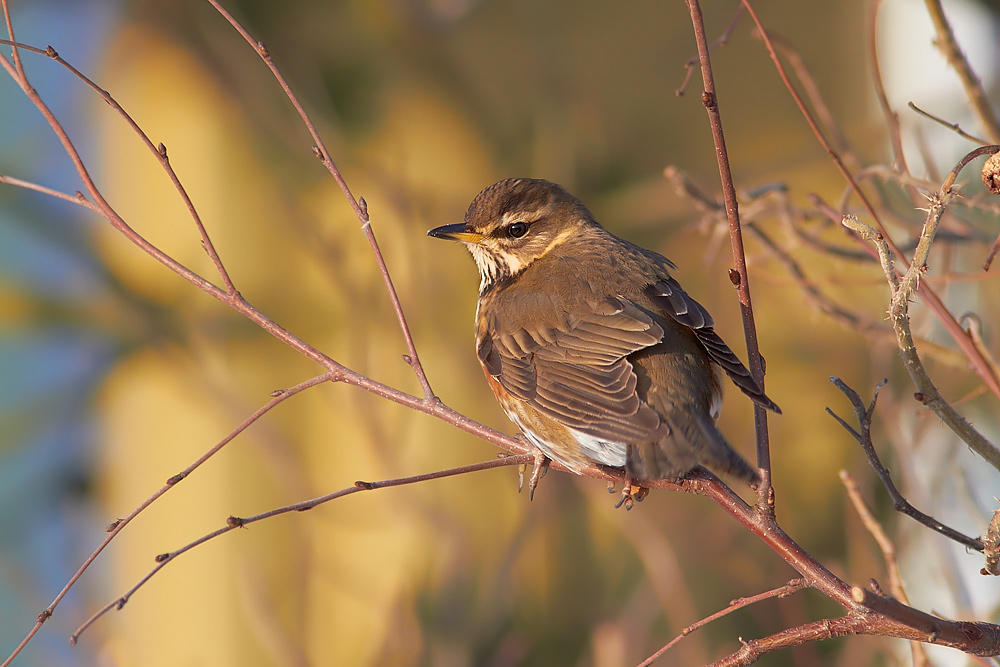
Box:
676;3;744;96
70;454;532;643
922;0;1000;144
827;376;984;551
204;0;435;400
0;372;335;667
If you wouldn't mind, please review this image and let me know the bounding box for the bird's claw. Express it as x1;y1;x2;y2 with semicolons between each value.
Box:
527;450;549;501
613;480;648;510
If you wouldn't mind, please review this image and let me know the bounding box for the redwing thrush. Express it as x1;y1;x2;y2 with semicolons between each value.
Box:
429;178;779;485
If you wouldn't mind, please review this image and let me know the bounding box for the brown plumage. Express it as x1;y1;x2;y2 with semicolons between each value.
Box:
429;178;779;484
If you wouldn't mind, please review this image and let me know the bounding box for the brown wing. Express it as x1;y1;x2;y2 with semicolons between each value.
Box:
644;278;781;414
478;296;664;443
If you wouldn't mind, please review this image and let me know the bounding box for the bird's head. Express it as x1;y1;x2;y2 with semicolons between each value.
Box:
428;178;597;294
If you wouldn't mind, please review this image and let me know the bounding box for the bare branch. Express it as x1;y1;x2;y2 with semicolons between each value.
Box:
908;101;989;146
71;455;532;644
827;376;985;551
687;0;774;503
841;470;930;667
1;373;334;667
842;184;1000;470
744;0;1000;403
204;0;435;400
636;579;807;667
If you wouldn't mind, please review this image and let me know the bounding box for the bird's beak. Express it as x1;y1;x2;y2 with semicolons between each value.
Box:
427;223;484;245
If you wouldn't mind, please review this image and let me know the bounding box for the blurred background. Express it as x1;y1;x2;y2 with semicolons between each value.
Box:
1;0;999;665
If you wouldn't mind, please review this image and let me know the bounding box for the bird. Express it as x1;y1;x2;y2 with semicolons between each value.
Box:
428;178;779;494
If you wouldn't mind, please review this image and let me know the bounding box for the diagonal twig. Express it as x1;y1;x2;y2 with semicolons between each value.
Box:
636;579;807;667
0;372;335;667
841;470;930;667
204;0;435;400
70;454;532;643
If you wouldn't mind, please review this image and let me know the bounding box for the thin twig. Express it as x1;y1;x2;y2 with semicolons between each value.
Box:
908;101;989;146
827;376;985;551
0;173;99;210
687;0;774;507
71;454;532;643
676;3;745;96
841;470;929;667
1;0;24;80
0;373;334;667
636;579;807;667
0;37;237;295
204;0;436;400
868;0;909;175
765;32;853;163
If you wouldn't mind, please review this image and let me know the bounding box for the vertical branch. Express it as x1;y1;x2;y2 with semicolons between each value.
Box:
685;0;773;500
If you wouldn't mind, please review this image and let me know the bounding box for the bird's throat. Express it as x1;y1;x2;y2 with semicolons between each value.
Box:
468;244;521;296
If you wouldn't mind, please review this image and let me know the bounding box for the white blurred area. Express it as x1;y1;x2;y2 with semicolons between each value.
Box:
877;2;1000;665
878;0;999;170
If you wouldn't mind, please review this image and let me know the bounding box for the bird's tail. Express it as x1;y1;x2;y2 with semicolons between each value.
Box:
625;407;759;484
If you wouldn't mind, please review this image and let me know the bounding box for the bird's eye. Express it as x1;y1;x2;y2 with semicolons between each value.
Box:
506;221;528;238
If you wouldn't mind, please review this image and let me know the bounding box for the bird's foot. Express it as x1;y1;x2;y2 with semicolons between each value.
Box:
518;447;549;501
610;479;648;510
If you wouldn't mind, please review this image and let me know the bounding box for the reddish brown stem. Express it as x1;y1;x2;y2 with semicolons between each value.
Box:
686;0;774;506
